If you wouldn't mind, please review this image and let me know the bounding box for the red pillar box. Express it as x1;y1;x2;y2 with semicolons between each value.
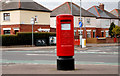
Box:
56;14;74;70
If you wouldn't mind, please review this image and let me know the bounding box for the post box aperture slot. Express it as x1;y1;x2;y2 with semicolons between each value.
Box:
61;24;71;30
61;20;71;22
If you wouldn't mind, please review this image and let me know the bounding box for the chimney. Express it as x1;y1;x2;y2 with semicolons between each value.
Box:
99;3;104;11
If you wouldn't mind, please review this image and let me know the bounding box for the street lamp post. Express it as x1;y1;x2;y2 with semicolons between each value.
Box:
80;0;82;48
31;17;35;47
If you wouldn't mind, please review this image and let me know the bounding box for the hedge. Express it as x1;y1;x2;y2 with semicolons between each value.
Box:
2;32;56;46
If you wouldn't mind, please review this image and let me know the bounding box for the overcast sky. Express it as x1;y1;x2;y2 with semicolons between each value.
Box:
34;0;120;11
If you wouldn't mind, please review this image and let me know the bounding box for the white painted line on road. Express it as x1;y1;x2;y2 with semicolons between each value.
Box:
75;51;118;54
26;54;55;56
5;51;55;53
5;50;118;54
87;50;100;52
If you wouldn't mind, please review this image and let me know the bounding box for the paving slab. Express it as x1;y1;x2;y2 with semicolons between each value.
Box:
2;64;118;74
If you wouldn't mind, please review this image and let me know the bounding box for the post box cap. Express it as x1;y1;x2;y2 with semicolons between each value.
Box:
57;14;73;17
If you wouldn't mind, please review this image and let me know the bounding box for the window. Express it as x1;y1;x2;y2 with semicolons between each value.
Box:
86;18;90;24
35;16;38;23
78;18;83;22
15;30;19;34
93;32;95;38
105;31;109;37
93;30;96;38
3;13;10;21
78;30;83;35
87;31;91;38
4;30;10;35
55;20;56;26
102;32;104;37
74;30;76;36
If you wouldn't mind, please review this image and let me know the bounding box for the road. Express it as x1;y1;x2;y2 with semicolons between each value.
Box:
2;46;118;65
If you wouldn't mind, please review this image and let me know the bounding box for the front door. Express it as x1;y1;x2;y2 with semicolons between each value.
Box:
102;32;104;37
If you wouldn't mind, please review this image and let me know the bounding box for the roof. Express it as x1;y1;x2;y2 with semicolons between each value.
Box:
88;6;118;19
0;0;51;12
50;2;96;17
111;9;120;19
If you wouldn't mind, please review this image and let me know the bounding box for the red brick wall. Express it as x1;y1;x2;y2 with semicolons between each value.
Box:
97;39;106;43
106;38;114;43
75;27;97;38
20;24;50;32
50;28;56;32
106;38;120;43
86;38;97;43
1;25;20;35
1;24;50;35
87;37;120;43
96;28;109;37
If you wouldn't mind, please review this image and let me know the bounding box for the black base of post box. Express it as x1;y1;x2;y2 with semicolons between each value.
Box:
57;56;75;70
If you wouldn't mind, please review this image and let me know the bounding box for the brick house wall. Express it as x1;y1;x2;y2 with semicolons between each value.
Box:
20;24;50;32
1;25;20;35
1;24;50;35
96;28;109;37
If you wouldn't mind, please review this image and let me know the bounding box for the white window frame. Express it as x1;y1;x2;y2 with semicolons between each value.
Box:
105;30;109;37
35;16;38;23
74;30;77;36
87;30;91;38
3;13;10;21
78;18;83;23
86;18;90;24
78;30;83;35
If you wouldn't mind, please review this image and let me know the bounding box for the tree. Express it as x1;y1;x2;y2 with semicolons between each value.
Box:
112;25;120;38
109;22;115;38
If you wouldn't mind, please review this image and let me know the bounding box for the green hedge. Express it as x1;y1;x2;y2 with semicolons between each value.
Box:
2;35;17;46
2;32;56;46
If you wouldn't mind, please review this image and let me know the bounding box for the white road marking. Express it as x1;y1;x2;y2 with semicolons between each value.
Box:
87;50;100;52
26;54;55;56
5;51;55;53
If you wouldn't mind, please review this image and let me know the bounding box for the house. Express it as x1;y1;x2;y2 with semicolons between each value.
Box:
88;3;119;37
50;2;98;38
0;0;51;35
110;9;120;26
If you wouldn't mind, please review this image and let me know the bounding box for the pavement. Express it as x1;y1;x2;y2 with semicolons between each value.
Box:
0;43;119;51
2;64;119;74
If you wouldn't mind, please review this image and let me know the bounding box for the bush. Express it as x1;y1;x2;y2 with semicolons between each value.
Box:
2;35;17;46
2;32;56;46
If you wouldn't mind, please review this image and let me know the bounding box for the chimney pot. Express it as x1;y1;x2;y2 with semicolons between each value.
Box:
99;3;104;11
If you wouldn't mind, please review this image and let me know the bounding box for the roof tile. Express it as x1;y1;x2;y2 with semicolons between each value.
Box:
51;2;96;17
0;0;51;12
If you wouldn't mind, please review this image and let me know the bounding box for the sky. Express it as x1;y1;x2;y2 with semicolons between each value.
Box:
34;0;120;11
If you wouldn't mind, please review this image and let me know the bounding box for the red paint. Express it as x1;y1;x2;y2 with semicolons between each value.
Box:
114;38;117;43
56;14;74;56
74;39;80;45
